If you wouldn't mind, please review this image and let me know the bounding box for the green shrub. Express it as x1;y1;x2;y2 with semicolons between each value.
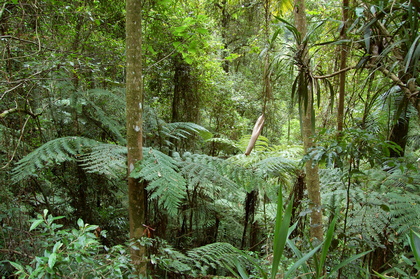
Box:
9;210;134;279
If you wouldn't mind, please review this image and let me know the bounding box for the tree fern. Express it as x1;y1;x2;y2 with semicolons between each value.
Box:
143;107;212;149
187;242;249;274
387;192;420;236
255;156;299;182
84;99;126;144
130;147;186;216
320;167;420;250
12;136;101;181
163;122;212;143
179;152;266;193
178;152;240;193
78;143;127;178
154;239;262;277
81;89;126;144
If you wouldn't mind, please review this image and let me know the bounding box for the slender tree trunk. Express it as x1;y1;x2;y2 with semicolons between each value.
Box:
337;0;349;132
126;0;147;275
262;0;272;116
294;0;323;242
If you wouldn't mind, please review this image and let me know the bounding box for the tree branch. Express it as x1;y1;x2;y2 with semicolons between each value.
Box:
312;66;356;79
0;107;41;119
365;64;420;118
0;248;34;259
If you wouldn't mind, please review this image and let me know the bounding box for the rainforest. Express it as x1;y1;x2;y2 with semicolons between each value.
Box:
1;0;420;278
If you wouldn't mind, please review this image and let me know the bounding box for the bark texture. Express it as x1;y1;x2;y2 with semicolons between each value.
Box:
126;0;147;275
337;0;349;132
294;0;323;242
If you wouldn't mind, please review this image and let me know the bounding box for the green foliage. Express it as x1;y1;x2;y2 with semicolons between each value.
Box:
305;128;401;169
11;137;101;181
320;168;418;248
78;143;127;178
271;191;293;279
131;147;186;216
149;238;265;278
9;210;133;279
180;152;256;192
408;230;420;271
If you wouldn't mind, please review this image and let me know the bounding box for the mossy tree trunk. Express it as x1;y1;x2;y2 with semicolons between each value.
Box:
126;0;147;275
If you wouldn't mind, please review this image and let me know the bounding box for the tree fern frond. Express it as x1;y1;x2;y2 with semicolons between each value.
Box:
270;145;304;158
155;239;260;277
164;122;213;141
387;192;420;235
205;137;241;151
238;134;271;153
178;152;239;193
179;152;265;193
130;148;186;216
78;143;127;178
12;136;101;181
187;242;251;275
255;156;299;179
85;99;126;144
349;199;391;249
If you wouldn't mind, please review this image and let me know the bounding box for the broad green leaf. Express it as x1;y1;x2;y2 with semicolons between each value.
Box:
29;219;44;231
9;261;24;273
404;35;420;73
77;218;84;228
53;241;63;253
408;230;420;268
48;253;57;269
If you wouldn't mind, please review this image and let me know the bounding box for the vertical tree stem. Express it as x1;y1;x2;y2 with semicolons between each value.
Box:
126;0;147;275
294;0;324;242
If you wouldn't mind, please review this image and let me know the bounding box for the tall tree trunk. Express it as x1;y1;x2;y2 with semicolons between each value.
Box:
262;0;272;117
293;0;323;242
337;0;349;132
126;0;147;275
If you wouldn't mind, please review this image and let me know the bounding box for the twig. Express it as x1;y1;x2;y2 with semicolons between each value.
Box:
1;115;31;169
0;248;34;259
144;49;176;72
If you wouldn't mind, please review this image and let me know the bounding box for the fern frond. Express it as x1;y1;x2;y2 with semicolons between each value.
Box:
238;134;271;153
187;242;251;275
255;156;299;179
154;239;261;277
387;192;420;235
205;137;241;151
179;152;265;193
130;148;186;216
12;136;101;181
78;143;127;178
178;152;239;193
164;122;212;141
85;99;126;144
